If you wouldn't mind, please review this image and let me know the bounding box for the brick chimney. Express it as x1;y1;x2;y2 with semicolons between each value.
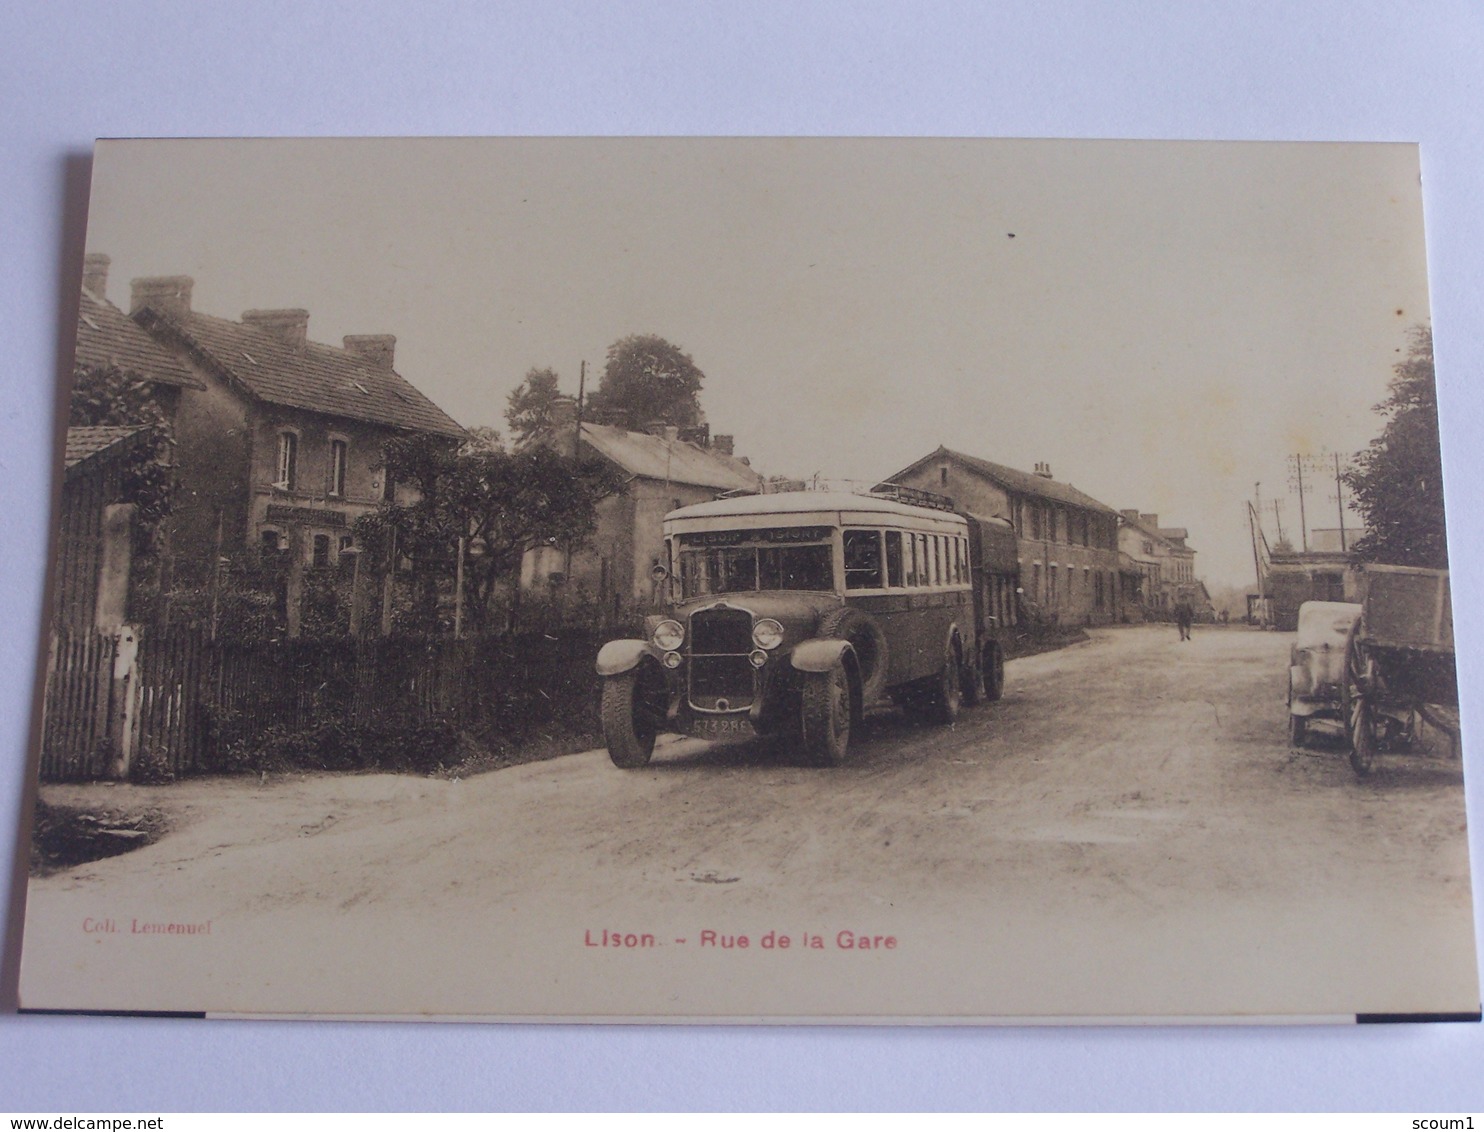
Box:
712;434;735;457
130;275;194;321
1140;513;1159;528
242;309;310;348
549;395;579;457
1033;461;1054;479
343;334;396;369
82;253;110;298
1120;509;1140;522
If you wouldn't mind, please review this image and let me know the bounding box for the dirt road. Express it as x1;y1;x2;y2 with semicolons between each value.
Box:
21;624;1479;1020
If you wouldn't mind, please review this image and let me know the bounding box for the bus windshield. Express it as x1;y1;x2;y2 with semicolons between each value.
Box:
676;530;834;598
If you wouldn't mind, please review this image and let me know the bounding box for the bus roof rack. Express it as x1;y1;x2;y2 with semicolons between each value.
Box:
868;483;958;512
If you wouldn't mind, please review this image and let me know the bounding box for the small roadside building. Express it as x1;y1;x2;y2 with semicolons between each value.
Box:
523;400;763;614
54;426;155;633
885;447;1123;625
1266;528;1365;630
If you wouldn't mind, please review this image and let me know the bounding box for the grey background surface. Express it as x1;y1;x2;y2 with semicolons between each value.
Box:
1;0;1482;1111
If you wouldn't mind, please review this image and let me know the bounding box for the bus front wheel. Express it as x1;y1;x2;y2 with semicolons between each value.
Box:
799;660;854;767
602;670;662;769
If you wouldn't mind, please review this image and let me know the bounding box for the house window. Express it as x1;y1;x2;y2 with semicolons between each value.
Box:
276;431;298;491
939;465;949;487
261;528;284;555
339;534;355;556
327;439;348;497
312;534;331;568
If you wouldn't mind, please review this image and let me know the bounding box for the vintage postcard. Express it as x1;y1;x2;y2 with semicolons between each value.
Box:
18;137;1479;1022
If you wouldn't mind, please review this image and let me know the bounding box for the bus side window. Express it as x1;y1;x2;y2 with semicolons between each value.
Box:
843;529;884;590
906;533;919;587
884;530;904;587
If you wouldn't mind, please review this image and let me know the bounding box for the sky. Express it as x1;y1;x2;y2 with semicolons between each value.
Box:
82;137;1431;590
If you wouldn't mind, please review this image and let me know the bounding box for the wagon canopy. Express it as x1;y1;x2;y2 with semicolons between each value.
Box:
965;513;1019;574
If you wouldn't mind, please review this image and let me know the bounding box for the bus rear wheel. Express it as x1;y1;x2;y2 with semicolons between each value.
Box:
982;642;1004;702
928;639;964;725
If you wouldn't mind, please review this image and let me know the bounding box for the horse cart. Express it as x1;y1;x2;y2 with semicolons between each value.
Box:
1343;564;1459;777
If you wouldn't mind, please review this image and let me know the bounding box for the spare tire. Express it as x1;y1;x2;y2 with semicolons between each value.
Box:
818;606;889;705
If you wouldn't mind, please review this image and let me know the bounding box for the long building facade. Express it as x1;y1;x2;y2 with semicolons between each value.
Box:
887;447;1124;626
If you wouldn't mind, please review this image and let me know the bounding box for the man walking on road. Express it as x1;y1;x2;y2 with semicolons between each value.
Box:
1175;597;1194;642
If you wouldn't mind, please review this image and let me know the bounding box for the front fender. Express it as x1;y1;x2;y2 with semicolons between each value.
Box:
790;638;855;673
596;639;662;677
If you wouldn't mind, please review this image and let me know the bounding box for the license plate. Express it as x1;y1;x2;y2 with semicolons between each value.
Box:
691;716;755;740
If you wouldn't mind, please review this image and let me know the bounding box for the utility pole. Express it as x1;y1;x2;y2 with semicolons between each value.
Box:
1334;452;1348;552
454;536;465;640
575;359;586;437
568;359;586;583
1290;454;1308;551
1247;502;1262;625
380;526;397;636
1272;498;1286;546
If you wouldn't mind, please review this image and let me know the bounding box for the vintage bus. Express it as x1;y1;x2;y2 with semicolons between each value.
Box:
595;485;1017;767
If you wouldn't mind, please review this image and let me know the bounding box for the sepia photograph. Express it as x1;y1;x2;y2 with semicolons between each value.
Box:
17;136;1478;1021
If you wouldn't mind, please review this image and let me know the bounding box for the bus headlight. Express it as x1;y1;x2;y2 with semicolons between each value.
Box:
752;618;784;650
748;649;768;669
663;651;683;669
652;619;684;652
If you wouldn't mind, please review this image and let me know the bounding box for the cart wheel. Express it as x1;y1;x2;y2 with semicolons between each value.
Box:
1345;640;1378;777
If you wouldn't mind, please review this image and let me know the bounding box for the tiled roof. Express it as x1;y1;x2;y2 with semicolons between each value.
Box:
75;288;202;389
580;423;763;492
141;308;464;438
890;447;1120;516
64;425;151;479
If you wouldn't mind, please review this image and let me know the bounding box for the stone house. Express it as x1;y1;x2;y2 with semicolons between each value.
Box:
523;399;762;614
125;272;464;610
886;447;1123;625
1117;510;1200;614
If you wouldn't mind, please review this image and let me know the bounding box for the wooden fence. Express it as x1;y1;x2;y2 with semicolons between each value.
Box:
39;624;620;781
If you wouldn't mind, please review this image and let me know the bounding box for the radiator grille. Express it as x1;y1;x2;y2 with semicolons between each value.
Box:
688;607;755;709
689;607;753;655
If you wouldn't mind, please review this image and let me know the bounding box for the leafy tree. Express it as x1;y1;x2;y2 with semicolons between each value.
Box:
504;367;561;445
462;424;505;455
1345;325;1448;568
358;433;623;633
587;334;705;431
